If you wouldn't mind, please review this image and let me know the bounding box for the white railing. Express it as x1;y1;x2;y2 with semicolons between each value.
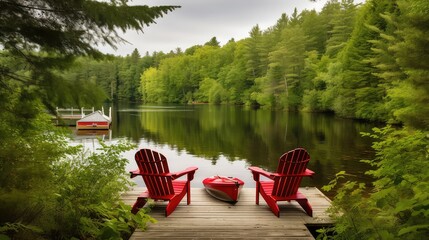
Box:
56;107;95;119
55;107;112;119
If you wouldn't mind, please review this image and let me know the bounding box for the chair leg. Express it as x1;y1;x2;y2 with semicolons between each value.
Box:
296;199;313;217
259;188;280;217
265;197;280;217
255;183;260;205
166;195;182;217
131;197;147;214
186;182;191;205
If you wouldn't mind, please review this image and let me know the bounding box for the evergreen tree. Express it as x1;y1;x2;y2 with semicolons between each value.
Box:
289;8;301;27
0;1;178;238
0;0;177;107
224;41;249;104
388;0;429;129
204;37;220;47
273;13;289;40
325;0;357;57
365;1;404;123
300;9;329;54
244;25;264;80
327;0;392;120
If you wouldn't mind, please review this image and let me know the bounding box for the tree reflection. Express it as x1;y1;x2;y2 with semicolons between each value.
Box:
109;103;377;190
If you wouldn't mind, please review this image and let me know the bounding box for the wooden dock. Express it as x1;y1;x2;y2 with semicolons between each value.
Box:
121;187;333;239
55;107;95;120
53;107;112;128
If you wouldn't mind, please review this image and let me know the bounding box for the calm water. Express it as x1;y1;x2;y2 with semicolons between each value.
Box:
73;103;378;198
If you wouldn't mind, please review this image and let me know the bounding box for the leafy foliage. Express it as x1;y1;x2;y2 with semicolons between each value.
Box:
1;0;428;238
387;0;429;129
0;89;72;229
51;140;156;239
320;126;429;239
0;106;156;239
0;0;177;238
0;0;177;108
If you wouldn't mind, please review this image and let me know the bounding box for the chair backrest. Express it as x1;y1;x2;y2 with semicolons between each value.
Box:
135;149;174;197
272;148;310;197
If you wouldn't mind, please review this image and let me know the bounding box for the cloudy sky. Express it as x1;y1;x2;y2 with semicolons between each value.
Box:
99;0;365;56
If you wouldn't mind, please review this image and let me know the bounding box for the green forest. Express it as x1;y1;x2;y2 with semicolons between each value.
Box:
61;0;427;127
0;0;428;239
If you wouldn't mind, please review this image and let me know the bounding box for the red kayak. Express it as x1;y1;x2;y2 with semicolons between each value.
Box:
202;176;244;203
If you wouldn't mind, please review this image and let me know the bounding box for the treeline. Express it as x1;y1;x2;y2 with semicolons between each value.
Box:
70;0;428;129
138;0;427;126
55;50;160;105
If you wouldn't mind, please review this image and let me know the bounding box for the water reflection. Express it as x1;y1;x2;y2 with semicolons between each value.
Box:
77;103;378;198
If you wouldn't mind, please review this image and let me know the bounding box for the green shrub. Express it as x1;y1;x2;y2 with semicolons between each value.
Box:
50;140;156;239
320;126;429;239
0;106;156;239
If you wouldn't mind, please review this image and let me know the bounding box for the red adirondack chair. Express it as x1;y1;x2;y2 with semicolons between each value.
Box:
129;149;198;216
249;148;315;217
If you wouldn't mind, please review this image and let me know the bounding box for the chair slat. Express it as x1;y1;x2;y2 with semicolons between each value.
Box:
249;147;314;217
135;149;174;196
273;148;310;197
131;149;198;216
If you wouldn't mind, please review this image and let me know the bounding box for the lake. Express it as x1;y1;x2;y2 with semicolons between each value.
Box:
73;103;378;198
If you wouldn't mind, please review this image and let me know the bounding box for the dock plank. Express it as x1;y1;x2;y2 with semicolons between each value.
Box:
122;188;332;239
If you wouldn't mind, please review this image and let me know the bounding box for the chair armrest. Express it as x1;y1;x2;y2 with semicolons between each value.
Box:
270;169;315;178
304;169;315;177
130;169;141;178
130;169;174;178
171;167;198;181
249;166;276;181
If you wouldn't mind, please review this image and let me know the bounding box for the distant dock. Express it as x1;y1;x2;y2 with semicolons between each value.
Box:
54;107;112;130
54;107;96;122
122;187;333;239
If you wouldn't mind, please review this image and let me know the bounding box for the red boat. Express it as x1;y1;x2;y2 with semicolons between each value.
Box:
76;111;111;130
202;176;244;203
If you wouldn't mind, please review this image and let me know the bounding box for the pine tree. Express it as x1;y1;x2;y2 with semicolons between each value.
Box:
389;0;429;129
330;0;393;120
204;37;221;47
0;0;177;107
365;1;404;123
325;0;357;57
244;25;264;80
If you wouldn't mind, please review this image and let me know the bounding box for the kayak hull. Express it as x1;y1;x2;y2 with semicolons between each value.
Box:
202;176;244;203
